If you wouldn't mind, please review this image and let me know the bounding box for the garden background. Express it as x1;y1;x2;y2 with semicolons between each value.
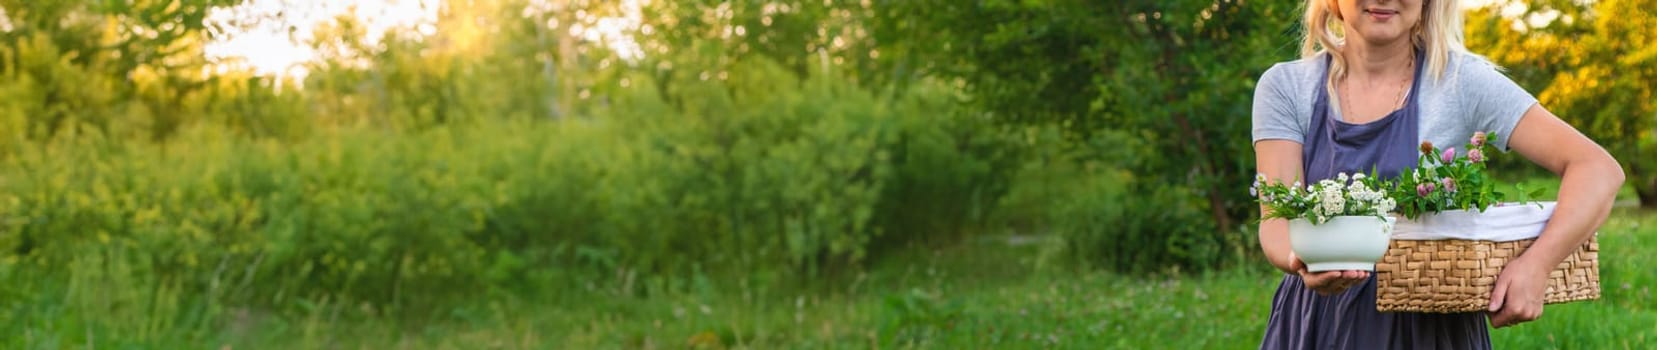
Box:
0;0;1652;348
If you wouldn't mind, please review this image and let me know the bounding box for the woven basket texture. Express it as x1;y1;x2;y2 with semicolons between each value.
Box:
1375;236;1599;313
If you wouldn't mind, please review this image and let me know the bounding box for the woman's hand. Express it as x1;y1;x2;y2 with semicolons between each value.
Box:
1493;103;1626;328
1291;252;1370;296
1488;257;1551;328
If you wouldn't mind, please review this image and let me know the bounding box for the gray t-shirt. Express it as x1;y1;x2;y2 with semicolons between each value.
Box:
1252;51;1537;151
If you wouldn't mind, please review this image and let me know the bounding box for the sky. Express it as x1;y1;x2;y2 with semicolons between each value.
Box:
202;0;646;80
0;6;12;32
203;0;443;78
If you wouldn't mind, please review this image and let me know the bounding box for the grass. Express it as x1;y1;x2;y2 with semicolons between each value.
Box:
1491;208;1657;348
168;207;1653;349
6;177;1651;348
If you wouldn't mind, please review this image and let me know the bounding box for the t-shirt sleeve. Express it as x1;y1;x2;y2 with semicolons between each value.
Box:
1252;63;1305;144
1456;57;1537;151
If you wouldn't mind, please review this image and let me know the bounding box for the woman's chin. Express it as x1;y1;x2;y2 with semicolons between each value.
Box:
1354;29;1413;46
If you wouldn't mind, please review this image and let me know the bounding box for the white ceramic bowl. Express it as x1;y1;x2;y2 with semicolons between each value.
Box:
1288;216;1395;272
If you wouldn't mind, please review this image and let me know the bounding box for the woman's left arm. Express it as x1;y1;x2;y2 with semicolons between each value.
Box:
1489;103;1625;328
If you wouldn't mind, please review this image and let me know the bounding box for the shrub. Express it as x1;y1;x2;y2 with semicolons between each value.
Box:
1000;129;1226;274
0;57;1022;324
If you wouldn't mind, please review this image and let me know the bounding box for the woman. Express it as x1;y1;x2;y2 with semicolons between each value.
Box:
1251;0;1624;348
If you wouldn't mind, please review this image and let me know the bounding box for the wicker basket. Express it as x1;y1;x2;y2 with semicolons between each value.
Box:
1374;236;1600;313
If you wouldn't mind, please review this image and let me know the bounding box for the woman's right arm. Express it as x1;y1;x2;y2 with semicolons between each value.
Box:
1251;64;1367;294
1255;140;1372;294
1254;139;1304;274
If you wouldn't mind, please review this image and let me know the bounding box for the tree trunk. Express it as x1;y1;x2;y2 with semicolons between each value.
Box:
1637;174;1656;208
537;10;565;121
1147;14;1235;232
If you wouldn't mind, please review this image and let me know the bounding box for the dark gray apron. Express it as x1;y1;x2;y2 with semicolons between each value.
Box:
1259;52;1492;349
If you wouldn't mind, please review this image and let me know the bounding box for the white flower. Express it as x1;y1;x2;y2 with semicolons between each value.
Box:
1348;189;1371;202
1266;173;1395;222
1368;197;1396;216
1347;180;1369;194
1320;186;1346;215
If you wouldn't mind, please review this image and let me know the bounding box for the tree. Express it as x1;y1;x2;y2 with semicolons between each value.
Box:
869;1;1303;230
1467;0;1657;207
0;0;247;141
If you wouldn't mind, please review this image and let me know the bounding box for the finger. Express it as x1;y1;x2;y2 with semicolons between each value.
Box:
1490;310;1513;328
1488;278;1509;312
1497;307;1530;328
1318;276;1345;292
1298;273;1319;287
1331;276;1359;289
1315;277;1339;291
1345;270;1367;281
1503;310;1528;327
1313;271;1356;290
1304;271;1334;288
1303;276;1324;291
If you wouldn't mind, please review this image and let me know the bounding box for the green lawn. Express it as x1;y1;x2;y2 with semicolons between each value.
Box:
13;205;1649;348
203;208;1653;349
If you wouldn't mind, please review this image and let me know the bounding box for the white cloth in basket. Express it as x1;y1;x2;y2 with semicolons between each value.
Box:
1391;202;1556;242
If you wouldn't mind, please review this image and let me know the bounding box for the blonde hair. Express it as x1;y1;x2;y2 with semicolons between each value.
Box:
1301;0;1466;94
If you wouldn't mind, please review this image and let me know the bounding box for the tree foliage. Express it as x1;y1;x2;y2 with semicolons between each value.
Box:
862;0;1302;270
2;2;1654;334
1467;0;1656;206
0;0;244;140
